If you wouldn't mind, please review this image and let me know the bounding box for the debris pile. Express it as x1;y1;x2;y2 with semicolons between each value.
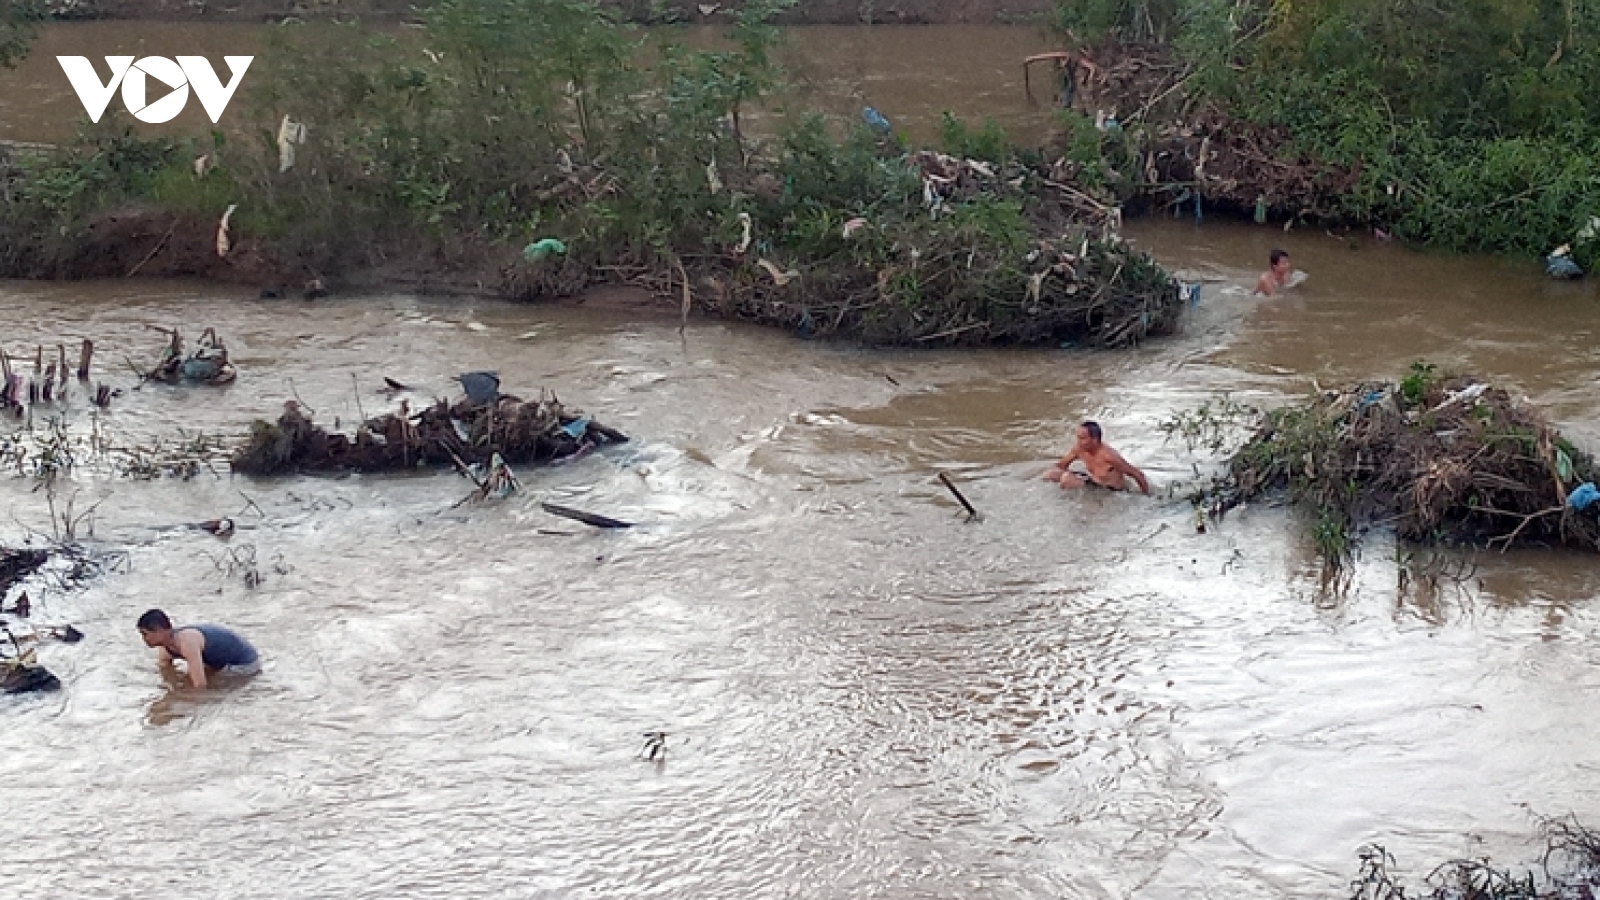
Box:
1196;369;1600;554
0;548;49;595
1;547;66;695
231;392;629;475
1058;41;1360;225
144;327;236;385
643;149;1179;348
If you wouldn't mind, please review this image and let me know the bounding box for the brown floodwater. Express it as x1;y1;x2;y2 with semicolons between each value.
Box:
1;217;1597;898
3;21;1600;900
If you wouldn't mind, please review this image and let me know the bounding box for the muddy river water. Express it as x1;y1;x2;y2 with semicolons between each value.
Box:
4;22;1600;900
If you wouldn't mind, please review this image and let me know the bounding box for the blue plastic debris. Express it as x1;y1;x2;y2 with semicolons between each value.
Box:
559;417;591;439
1567;482;1599;511
862;107;892;135
179;356;223;381
1546;253;1583;279
457;371;500;405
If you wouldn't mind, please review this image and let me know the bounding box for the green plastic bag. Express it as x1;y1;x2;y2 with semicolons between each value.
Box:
522;238;567;262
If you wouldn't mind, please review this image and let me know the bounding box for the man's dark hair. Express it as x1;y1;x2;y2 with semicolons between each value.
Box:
136;609;172;631
1081;420;1103;441
1270;248;1289;266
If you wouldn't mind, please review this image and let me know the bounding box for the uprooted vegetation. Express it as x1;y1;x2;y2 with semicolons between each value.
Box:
1169;366;1600;560
231;393;629;476
1349;816;1600;900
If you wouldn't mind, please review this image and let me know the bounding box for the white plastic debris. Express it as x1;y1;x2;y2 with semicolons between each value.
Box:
277;115;307;174
216;203;238;258
757;258;799;286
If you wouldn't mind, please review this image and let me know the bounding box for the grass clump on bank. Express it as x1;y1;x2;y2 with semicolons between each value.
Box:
1171;366;1600;561
0;0;1182;349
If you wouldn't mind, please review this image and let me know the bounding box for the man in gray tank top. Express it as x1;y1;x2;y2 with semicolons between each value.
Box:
136;608;260;688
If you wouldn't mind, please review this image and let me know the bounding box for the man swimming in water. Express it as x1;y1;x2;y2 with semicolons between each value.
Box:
1255;248;1299;296
1042;421;1151;494
136;608;260;688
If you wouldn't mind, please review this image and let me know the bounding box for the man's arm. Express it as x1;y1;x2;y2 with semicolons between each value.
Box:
1254;272;1275;296
1044;446;1080;478
1112;451;1151;495
174;630;209;689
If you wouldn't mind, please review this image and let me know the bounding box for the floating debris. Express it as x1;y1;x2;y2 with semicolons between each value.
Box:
456;452;520;506
540;502;632;529
1183;369;1600;556
195;518;235;537
232;391;628;475
144;326;236;385
457;371;500;406
1;626;59;694
0;549;49;598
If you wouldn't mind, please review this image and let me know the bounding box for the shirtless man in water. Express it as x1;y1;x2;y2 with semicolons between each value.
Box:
1042;421;1151;494
1254;248;1299;296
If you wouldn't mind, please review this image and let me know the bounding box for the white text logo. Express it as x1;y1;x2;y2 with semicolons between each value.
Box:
57;56;253;124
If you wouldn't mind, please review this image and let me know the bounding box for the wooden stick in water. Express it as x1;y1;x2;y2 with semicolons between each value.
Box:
541;502;633;529
77;340;93;381
938;471;980;521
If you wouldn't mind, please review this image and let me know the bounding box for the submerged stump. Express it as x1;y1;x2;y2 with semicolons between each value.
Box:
231;394;628;475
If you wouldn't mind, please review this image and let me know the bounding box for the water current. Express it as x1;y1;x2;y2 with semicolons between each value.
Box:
1;21;1599;900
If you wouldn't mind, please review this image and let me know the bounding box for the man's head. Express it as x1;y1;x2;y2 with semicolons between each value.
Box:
1270;248;1291;275
1077;420;1103;449
137;608;173;647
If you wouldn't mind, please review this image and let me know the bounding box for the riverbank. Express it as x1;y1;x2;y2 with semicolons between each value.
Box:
10;3;1600;272
0;7;1185;350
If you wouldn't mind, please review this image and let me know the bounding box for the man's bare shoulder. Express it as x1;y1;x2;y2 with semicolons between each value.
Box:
1086;443;1123;462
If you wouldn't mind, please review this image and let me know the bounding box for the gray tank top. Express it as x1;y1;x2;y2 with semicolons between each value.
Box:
181;625;258;668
